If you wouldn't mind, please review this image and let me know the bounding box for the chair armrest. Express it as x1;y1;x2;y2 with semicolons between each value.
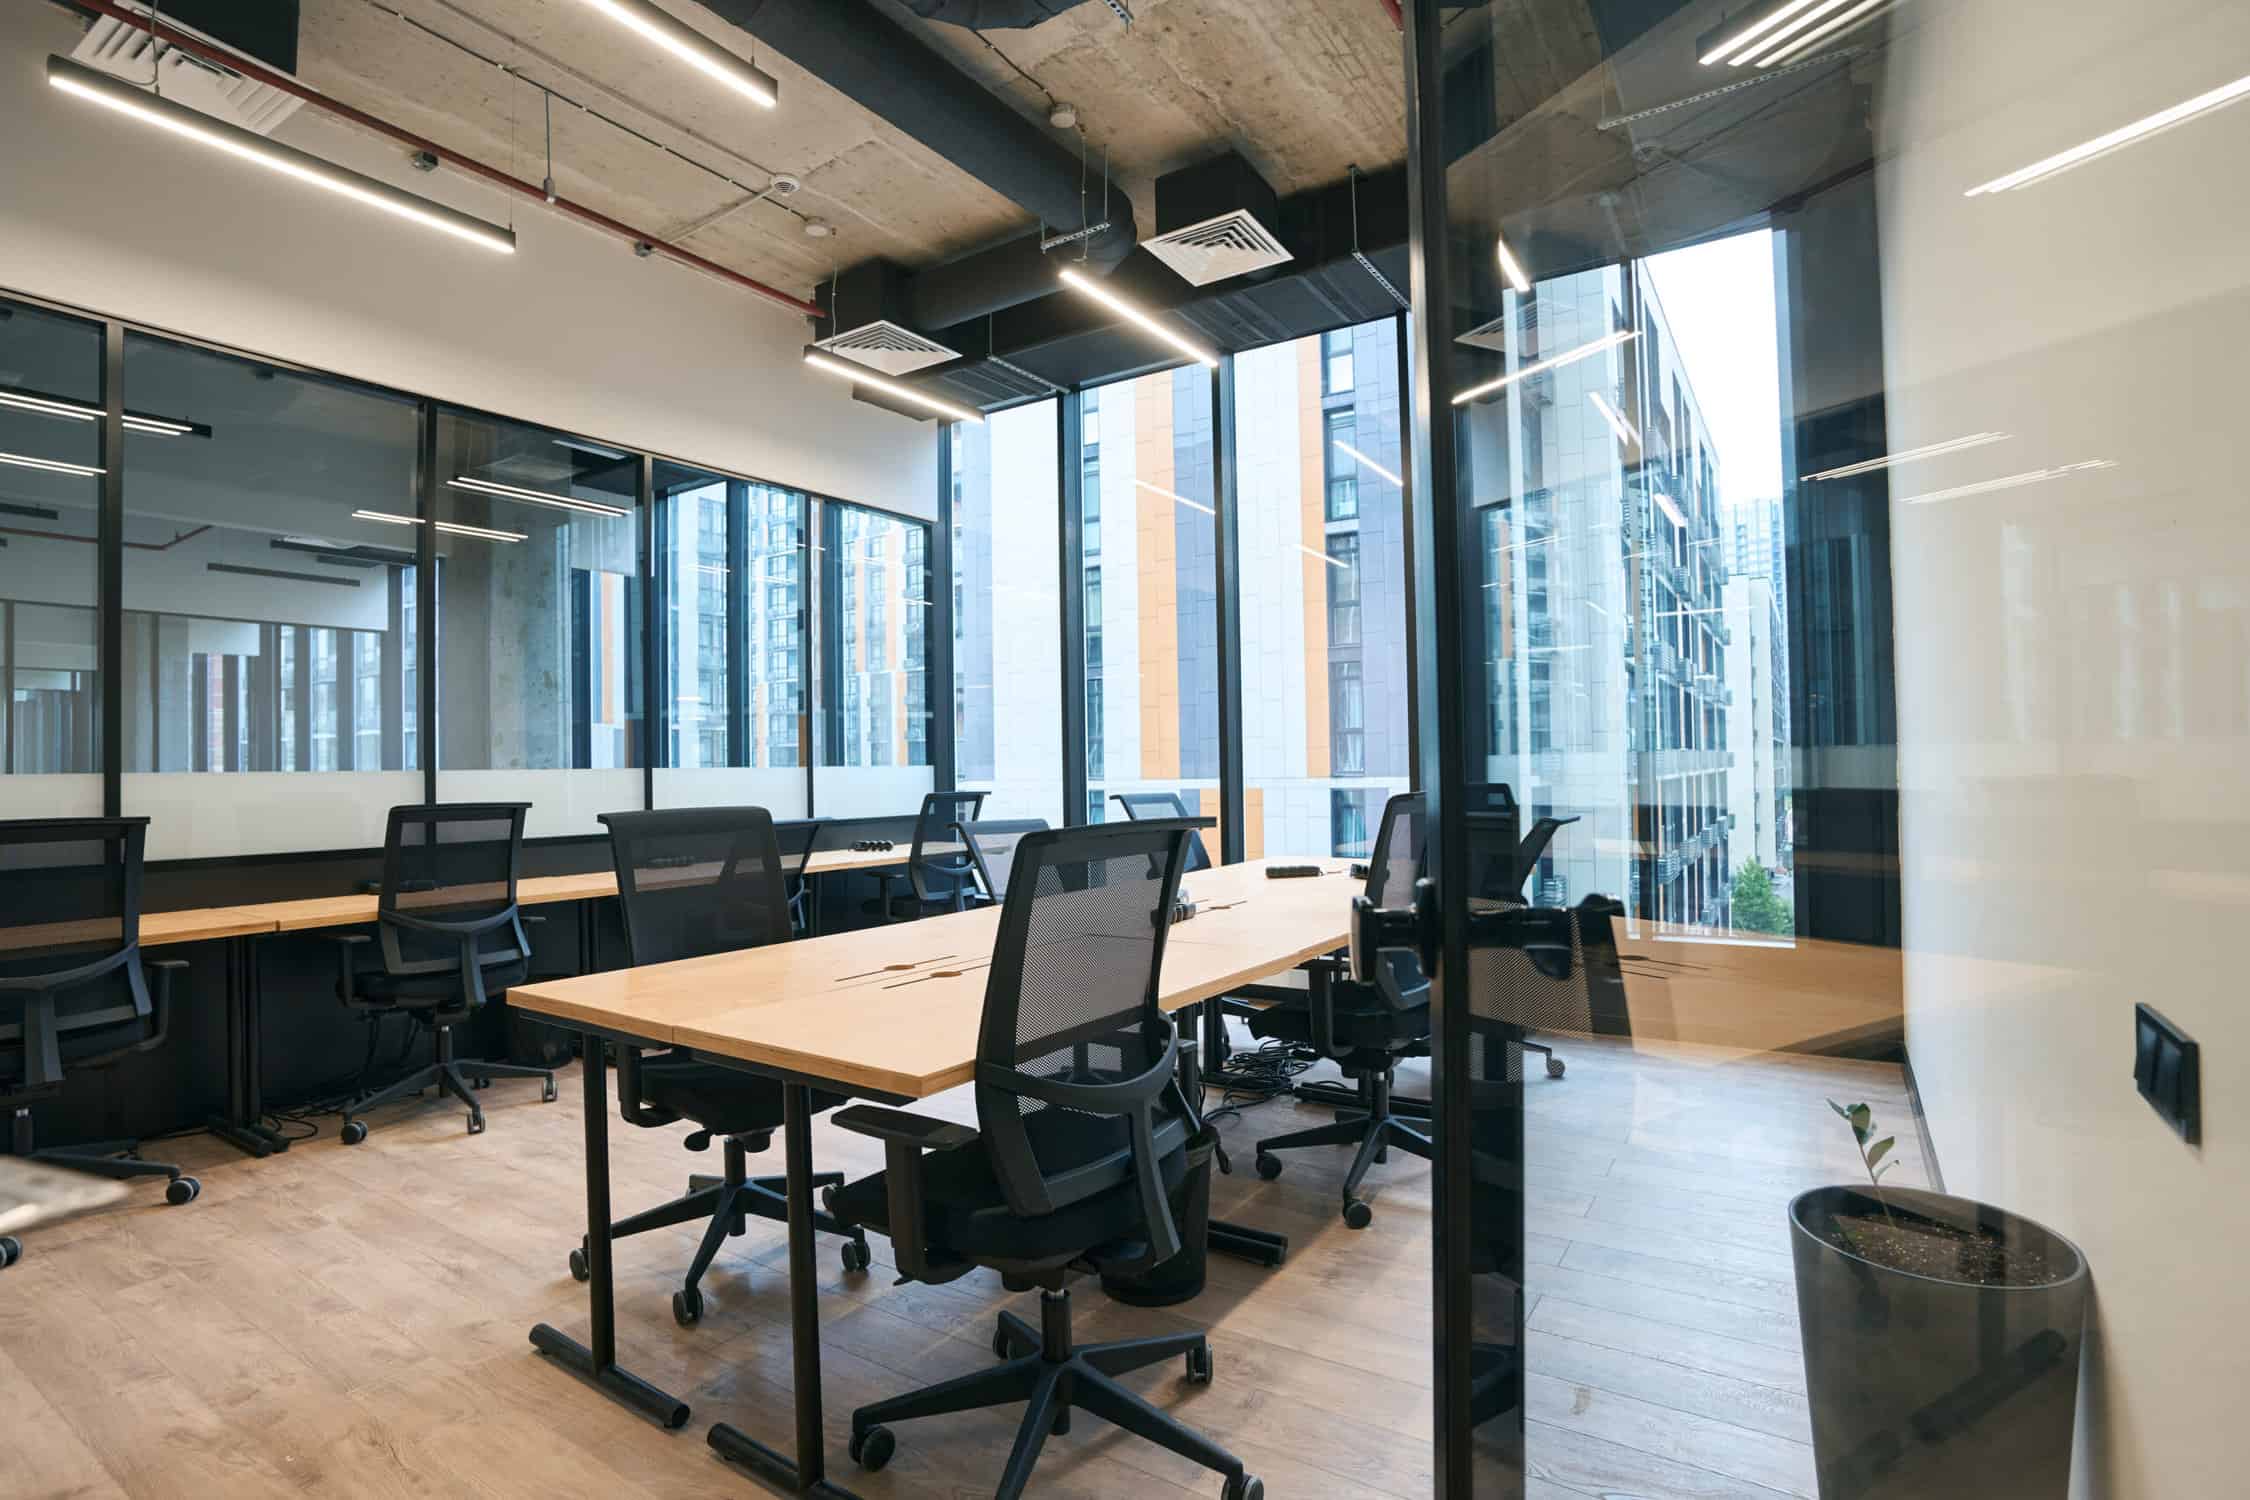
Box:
134;958;189;1055
831;1107;978;1285
831;1105;979;1152
614;1045;681;1129
326;932;372;1006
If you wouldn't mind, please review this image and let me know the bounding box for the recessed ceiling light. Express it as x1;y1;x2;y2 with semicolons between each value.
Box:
576;0;778;108
1057;268;1220;370
47;56;516;255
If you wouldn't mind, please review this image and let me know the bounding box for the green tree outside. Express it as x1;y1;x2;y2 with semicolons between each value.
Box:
1730;859;1794;935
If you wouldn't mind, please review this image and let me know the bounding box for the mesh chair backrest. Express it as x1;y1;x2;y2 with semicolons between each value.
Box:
377;803;530;980
959;818;1050;902
1466;808;1526;905
772;818;825;882
0;818;156;1088
975;820;1195;1224
1365;793;1426;910
1110;791;1212;872
910;790;986;902
602;807;793;964
1465;896;1632;1082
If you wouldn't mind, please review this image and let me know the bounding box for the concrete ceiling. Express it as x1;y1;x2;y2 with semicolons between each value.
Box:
276;0;1410;304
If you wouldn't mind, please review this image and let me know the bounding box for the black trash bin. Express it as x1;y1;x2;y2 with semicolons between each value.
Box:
1101;1125;1219;1307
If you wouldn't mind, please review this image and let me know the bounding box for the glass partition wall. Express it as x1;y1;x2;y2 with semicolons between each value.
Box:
0;298;103;819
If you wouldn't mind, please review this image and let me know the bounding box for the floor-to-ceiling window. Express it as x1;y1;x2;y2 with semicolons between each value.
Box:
0;297;104;818
1235;317;1413;858
1074;367;1220;834
949;399;1062;823
433;409;642;837
814;498;933;817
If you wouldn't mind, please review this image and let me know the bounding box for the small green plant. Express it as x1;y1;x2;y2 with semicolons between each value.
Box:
1829;1099;1901;1233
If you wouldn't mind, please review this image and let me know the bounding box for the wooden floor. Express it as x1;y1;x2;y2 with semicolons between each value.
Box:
0;1033;1924;1500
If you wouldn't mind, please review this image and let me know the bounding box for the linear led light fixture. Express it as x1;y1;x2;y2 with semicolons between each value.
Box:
0;389;205;436
1133;478;1215;515
47;57;516;255
1057;268;1220;370
1966;72;2250;196
1588;390;1640;446
1333;440;1402;487
1725;0;1860;66
0;449;103;478
1452;330;1638;406
1700;0;1832;64
1806;431;2008;481
354;508;527;542
1894;459;2115;507
1754;0;1888;66
1652;491;1688;529
1494;234;1532;295
802;350;984;424
576;0;778;108
447;475;631;517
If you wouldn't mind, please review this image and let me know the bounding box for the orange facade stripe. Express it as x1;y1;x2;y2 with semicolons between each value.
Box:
1136;378;1181;781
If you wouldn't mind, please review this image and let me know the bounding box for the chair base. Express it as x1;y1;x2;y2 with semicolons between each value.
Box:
2;1114;200;1240
849;1289;1254;1500
340;1020;555;1140
1254;1071;1431;1228
569;1135;870;1321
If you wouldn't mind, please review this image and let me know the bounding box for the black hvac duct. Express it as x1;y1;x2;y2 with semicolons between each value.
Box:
902;0;1102;27
704;0;1133;270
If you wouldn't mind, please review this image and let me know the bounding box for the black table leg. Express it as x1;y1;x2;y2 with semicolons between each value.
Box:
708;1081;860;1497
530;1037;690;1429
207;934;282;1159
1178;1001;1290;1270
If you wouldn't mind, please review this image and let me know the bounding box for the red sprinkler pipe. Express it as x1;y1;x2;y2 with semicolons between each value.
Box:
62;0;824;320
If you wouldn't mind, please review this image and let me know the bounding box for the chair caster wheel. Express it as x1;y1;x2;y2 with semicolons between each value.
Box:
840;1237;872;1274
672;1286;703;1326
993;1327;1013;1360
474;1076;490;1089
1342;1198;1373;1230
568;1243;590;1282
849;1424;894;1472
0;1235;22;1268
1185;1343;1214;1384
465;1113;485;1135
1254;1152;1282;1181
340;1120;368;1145
542;1077;559;1103
165;1176;201;1206
1547;1057;1566;1078
1223;1473;1264;1500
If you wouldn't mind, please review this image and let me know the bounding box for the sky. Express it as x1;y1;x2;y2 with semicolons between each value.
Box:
1640;229;1782;507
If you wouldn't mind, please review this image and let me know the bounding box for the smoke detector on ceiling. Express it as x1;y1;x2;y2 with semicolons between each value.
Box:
1049;103;1078;129
813;321;961;378
72;17;303;137
802;217;834;238
1142;210;1291;287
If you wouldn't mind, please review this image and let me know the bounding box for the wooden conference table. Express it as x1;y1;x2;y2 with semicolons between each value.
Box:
125;843;955;1159
506;856;1360;1493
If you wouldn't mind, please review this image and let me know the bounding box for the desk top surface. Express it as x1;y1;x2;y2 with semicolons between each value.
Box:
506;857;1359;1099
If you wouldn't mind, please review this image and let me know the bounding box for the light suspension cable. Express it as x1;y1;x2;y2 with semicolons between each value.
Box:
47;55;516;254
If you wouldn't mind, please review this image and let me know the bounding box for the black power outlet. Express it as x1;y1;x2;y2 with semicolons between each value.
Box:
2133;1003;2200;1145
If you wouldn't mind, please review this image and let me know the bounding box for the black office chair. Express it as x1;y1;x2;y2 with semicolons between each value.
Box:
958;817;1049;903
772;816;826;936
570;807;869;1324
0;818;197;1268
1110;790;1213;871
1249;792;1432;1228
824;820;1263;1500
1469;808;1576;1079
867;790;987;921
332;803;558;1143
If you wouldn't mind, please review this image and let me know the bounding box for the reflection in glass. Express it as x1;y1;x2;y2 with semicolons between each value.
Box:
1076;368;1220;836
951;400;1061;822
435;410;641;771
0;299;104;781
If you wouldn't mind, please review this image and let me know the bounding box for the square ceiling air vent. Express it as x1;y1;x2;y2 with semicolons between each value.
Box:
1456;313;1513;354
1143;210;1292;287
814;321;960;378
73;18;304;137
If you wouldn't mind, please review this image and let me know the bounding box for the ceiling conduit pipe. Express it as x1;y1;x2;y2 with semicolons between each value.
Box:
59;0;824;319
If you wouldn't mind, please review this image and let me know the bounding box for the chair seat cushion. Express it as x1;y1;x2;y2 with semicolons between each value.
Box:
833;1109;1189;1266
640;1053;838;1138
347;957;528;1008
1249;997;1430;1054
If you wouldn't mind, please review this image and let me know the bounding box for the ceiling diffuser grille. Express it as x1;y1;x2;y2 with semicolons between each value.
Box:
1143;210;1292;287
813;321;960;377
72;17;303;137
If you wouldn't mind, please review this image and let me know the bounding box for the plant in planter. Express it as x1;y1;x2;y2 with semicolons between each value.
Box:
1789;1102;2091;1499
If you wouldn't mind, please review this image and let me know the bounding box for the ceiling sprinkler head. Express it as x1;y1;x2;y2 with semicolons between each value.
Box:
1049;102;1079;130
802;217;834;239
633;240;655;258
409;150;439;172
769;173;802;196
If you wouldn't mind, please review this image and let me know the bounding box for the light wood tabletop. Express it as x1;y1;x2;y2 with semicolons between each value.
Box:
0;905;284;953
506;858;1361;1100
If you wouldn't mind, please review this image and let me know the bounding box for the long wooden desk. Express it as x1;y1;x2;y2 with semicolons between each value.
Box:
505;856;1355;1485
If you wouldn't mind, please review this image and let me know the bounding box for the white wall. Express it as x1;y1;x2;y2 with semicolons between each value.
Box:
1882;2;2250;1494
0;3;934;521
